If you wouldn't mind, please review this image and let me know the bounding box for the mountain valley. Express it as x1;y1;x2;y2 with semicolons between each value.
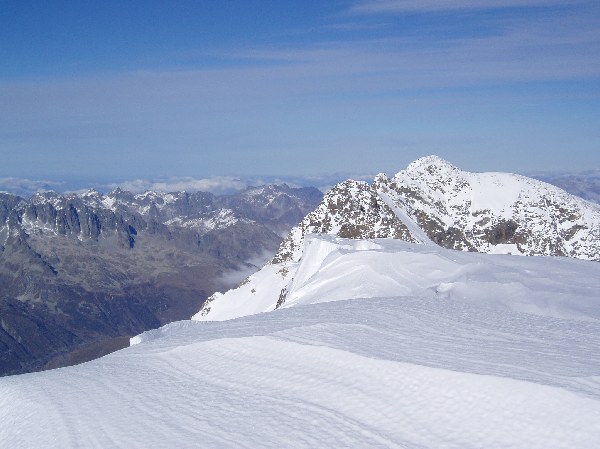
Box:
0;185;322;375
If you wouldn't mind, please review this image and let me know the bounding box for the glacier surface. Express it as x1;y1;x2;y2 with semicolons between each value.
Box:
2;236;600;448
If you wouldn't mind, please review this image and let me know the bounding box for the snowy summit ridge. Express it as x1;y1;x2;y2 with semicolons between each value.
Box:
276;155;600;264
386;155;600;258
197;155;600;321
403;154;461;174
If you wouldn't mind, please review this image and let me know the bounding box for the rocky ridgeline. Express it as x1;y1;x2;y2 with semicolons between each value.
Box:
1;184;322;244
273;180;416;263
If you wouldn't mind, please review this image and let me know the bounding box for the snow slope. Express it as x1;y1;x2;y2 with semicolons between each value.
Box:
195;234;600;321
2;236;600;448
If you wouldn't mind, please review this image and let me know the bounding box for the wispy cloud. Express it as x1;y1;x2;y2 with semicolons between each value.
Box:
107;176;250;195
0;1;598;177
107;174;378;195
0;173;382;198
349;0;577;14
0;177;65;197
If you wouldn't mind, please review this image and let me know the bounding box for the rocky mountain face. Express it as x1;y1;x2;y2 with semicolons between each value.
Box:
198;156;600;319
273;180;417;263
0;185;322;376
274;156;600;263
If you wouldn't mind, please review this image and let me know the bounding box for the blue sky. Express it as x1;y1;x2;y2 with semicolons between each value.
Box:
1;0;599;189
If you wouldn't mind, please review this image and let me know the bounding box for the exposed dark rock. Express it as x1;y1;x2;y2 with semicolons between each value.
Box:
274;180;416;263
485;220;519;245
275;287;288;309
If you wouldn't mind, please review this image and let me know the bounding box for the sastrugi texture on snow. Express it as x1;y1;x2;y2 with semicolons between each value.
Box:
2;236;600;448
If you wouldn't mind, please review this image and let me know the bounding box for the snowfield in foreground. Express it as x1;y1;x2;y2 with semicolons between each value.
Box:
2;236;600;448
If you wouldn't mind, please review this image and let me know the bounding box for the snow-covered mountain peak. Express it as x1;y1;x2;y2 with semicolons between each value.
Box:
107;187;135;202
402;154;461;177
30;190;60;201
267;157;600;266
373;172;389;184
28;190;64;209
81;188;101;198
392;155;468;200
135;189;163;201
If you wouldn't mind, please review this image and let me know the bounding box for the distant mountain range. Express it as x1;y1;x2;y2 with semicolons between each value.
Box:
530;170;600;205
2;168;598;205
198;156;600;320
0;184;322;376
